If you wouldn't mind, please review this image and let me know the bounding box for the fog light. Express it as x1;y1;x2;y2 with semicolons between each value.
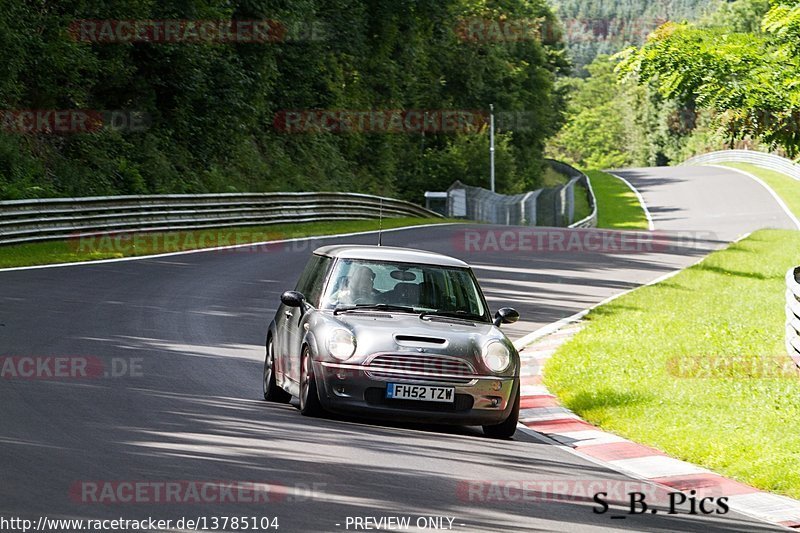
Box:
490;397;501;407
335;386;345;394
491;380;502;391
336;372;347;380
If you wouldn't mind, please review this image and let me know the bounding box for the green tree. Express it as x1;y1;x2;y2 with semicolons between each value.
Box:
0;0;569;200
546;56;632;168
618;0;800;156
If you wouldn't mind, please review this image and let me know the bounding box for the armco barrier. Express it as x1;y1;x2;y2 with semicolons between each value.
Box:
682;149;800;180
441;160;597;228
0;192;441;246
786;267;800;369
544;159;597;229
567;173;597;229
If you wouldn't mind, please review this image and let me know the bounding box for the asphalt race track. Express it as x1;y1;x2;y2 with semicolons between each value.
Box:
0;165;796;532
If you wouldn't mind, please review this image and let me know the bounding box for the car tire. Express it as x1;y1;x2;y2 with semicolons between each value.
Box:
299;347;325;417
482;386;520;439
263;337;291;403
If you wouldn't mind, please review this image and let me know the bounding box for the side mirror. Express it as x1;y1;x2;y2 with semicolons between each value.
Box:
281;290;306;308
493;307;520;327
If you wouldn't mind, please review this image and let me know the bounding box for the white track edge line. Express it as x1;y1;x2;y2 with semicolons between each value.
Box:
706;164;800;231
0;222;460;274
606;171;655;231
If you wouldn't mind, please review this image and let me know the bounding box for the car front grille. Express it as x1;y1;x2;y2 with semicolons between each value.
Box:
365;353;477;385
364;387;474;412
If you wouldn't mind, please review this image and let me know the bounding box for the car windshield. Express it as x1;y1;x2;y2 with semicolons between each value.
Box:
320;259;487;319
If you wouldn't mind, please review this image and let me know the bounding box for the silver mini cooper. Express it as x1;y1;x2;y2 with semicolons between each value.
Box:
263;245;521;438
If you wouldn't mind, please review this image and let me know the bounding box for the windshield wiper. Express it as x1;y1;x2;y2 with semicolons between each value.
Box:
333;303;417;315
418;310;485;322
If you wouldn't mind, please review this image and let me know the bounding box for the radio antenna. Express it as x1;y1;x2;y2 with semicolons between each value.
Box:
378;197;383;246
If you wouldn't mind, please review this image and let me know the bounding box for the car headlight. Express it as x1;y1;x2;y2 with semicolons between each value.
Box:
327;328;356;360
482;341;511;372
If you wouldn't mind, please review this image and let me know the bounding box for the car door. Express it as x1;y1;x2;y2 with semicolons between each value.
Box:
277;256;318;385
284;255;332;385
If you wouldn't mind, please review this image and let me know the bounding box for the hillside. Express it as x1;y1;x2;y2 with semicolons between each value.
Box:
0;1;567;202
549;0;709;72
546;0;780;169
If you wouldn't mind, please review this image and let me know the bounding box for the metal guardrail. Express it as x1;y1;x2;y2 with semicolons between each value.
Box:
537;159;597;228
445;181;538;226
786;267;800;369
441;160;597;228
681;150;800;180
568;173;597;229
0;192;442;245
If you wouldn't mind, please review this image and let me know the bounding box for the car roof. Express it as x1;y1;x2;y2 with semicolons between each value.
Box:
313;245;469;268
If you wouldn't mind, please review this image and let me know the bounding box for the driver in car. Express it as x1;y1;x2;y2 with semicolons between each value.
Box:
332;265;377;305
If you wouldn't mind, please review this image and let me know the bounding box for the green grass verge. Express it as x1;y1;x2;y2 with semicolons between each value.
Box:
719;162;800;219
572;181;592;224
545;229;800;498
0;217;451;269
540;165;572;187
586;169;650;230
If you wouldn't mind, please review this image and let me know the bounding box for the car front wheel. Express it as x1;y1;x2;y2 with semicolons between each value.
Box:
299;347;325;417
482;386;519;439
263;337;291;403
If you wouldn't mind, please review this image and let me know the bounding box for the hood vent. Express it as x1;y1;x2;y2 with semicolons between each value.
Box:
394;335;447;345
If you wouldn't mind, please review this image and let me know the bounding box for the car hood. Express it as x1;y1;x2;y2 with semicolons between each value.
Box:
321;311;516;373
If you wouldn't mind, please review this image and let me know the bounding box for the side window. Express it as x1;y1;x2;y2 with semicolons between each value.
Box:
305;256;332;306
294;255;331;306
294;256;321;294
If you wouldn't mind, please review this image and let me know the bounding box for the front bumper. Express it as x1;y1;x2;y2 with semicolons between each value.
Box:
314;360;518;425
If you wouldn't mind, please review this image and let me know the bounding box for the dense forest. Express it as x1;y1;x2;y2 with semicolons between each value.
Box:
0;0;568;201
547;0;708;73
546;0;784;169
7;0;791;202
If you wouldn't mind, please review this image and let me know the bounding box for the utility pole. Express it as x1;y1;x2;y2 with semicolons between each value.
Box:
489;104;496;192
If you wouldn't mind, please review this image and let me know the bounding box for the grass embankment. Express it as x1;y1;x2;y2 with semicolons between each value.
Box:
586;170;650;230
0;217;450;269
540;165;591;223
572;180;593;224
545;229;800;498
